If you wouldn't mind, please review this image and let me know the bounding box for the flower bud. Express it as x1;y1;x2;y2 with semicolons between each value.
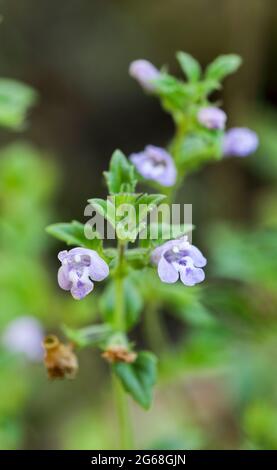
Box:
129;60;160;92
223;127;259;157
198;106;227;130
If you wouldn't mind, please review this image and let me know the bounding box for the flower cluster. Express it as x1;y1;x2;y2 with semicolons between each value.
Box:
45;51;259;415
129;57;259;159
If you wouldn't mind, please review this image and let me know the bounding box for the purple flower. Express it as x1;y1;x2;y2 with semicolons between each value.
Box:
2;316;44;361
58;247;109;300
198;106;227;130
223;127;259;157
130;145;177;187
129;60;160;92
151;236;207;286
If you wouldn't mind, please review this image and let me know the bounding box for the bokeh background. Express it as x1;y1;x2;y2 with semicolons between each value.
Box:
0;0;277;449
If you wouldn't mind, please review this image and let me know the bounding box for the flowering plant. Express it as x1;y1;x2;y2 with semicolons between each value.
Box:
46;52;258;449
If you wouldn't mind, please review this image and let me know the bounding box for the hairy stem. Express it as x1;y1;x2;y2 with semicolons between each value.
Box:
112;374;133;450
113;240;133;449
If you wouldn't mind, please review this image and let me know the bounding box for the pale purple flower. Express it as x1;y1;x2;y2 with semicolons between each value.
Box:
58;247;109;300
130;145;177;187
198;106;227;130
151;236;207;286
223;127;259;157
2;316;44;361
129;60;160;92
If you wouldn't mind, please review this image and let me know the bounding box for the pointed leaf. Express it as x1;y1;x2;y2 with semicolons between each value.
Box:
46;220;102;250
104;149;137;194
176;51;201;82
205;54;242;82
113;351;158;409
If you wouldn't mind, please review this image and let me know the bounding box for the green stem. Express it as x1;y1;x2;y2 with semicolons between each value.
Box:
143;302;169;354
112;374;133;450
112;239;134;449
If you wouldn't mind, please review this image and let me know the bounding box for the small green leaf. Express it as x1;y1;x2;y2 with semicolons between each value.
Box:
145;222;194;245
205;54;242;82
154;73;193;112
46;220;102;250
175;130;223;171
104;149;137;194
135;193;166;207
63;323;113;348
134;193;167;239
88;198;116;229
100;278;143;330
0;79;38;130
176;51;201;82
113;351;158;409
125;248;150;269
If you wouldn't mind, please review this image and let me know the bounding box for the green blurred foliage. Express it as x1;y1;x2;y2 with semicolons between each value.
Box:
0;142;100;448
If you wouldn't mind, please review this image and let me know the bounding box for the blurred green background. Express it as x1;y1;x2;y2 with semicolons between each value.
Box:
0;0;277;450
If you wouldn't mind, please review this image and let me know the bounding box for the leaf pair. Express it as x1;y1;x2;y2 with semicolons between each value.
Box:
177;51;242;84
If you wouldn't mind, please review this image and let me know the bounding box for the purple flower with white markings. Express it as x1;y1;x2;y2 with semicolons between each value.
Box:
129;60;160;92
2;316;44;361
130;145;177;187
198;106;227;130
151;236;207;286
223;127;259;157
58;247;109;300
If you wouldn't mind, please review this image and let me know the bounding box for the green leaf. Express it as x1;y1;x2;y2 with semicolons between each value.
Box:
135;193;166;207
113;351;158;409
89;194;166;243
176;130;223;171
205;54;242;82
134;193;167;238
0;79;38;130
154;73;193;112
125;248;150;269
88;197;116;229
104;149;137;194
46;220;102;250
100;278;143;329
63;324;113;348
141;222;194;248
176;51;201;82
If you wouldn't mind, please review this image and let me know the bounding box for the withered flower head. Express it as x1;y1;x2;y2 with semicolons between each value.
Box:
43;335;78;379
102;345;137;364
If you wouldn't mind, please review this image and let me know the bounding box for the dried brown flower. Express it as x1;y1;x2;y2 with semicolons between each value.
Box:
43;335;78;379
102;345;137;364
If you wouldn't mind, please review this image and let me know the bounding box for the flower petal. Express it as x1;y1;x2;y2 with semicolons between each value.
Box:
158;256;179;283
71;279;94;300
58;266;71;290
180;267;205;286
151;239;182;264
188;245;207;267
89;251;109;281
58;250;68;262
